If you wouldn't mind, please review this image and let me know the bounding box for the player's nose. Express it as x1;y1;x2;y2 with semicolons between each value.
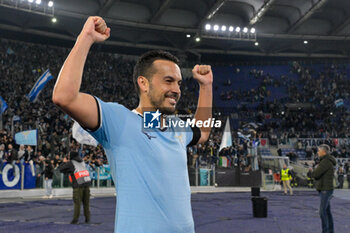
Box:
171;83;181;96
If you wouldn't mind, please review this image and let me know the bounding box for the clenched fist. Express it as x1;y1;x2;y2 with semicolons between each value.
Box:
80;16;110;43
192;65;213;86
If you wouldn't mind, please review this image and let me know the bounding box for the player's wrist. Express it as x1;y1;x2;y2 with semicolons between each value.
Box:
198;82;213;89
77;33;94;48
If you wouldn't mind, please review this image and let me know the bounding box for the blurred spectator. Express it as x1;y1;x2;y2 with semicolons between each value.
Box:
0;144;5;172
337;166;344;189
307;167;314;188
42;159;54;198
59;152;91;224
6;144;18;176
17;144;26;163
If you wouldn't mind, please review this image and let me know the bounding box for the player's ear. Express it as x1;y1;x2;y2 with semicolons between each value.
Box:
137;76;149;93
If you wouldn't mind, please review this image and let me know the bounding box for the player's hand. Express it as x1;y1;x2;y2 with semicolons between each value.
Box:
192;65;213;86
80;16;110;43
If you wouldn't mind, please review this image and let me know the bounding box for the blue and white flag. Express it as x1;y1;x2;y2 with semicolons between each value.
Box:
15;130;38;146
335;99;344;108
72;121;98;147
219;117;232;152
238;132;251;141
0;96;8;114
27;69;53;102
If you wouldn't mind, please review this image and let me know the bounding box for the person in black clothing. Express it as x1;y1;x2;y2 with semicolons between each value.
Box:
347;164;350;189
35;155;45;188
340;148;348;158
307;167;314;188
337;167;344;189
24;146;34;162
53;154;62;167
24;146;36;176
5;144;18;176
0;144;6;173
42;159;54;198
277;148;282;157
59;151;91;224
290;168;298;188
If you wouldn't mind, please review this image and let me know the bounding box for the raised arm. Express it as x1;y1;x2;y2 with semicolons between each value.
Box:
192;65;213;144
52;16;110;130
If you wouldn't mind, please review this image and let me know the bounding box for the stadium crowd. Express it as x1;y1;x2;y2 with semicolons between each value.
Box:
0;38;232;186
220;62;350;140
2;38;350;188
0;38;137;186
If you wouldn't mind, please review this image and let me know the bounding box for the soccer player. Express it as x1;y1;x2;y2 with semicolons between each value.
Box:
52;16;213;233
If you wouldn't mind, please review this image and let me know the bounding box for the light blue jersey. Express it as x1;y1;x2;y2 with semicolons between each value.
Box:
88;97;196;233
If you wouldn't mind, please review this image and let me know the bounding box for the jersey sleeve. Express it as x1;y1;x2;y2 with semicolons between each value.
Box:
87;97;128;148
186;125;201;146
174;117;201;146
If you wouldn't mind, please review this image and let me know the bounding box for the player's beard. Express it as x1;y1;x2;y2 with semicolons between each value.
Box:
148;84;179;115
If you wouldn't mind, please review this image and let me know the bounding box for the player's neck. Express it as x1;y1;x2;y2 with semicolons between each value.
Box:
135;106;157;115
135;99;157;114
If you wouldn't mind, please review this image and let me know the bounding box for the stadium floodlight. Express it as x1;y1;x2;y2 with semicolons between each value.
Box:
254;42;259;46
304;40;308;44
221;25;227;31
195;37;201;42
48;1;54;7
229;26;234;32
213;25;219;31
51;17;57;23
2;0;54;16
205;24;211;31
250;28;256;33
243;27;248;33
235;27;241;32
186;34;191;38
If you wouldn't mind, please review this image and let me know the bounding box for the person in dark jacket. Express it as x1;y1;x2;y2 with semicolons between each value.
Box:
59;151;91;224
42;159;54;198
337;167;344;189
346;163;350;189
307;167;314;188
6;144;18;176
312;144;336;233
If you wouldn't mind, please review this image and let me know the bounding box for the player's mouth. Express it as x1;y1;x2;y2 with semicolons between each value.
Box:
165;93;179;105
166;97;177;105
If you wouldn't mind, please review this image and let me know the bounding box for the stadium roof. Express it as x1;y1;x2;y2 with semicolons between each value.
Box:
1;0;350;60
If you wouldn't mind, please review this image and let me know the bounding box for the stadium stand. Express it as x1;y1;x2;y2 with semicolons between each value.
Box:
2;38;350;188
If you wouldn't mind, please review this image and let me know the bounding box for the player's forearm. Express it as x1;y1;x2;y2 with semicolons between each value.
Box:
194;83;213;142
52;34;93;106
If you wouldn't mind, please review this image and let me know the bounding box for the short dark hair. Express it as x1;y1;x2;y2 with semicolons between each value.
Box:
133;50;180;96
